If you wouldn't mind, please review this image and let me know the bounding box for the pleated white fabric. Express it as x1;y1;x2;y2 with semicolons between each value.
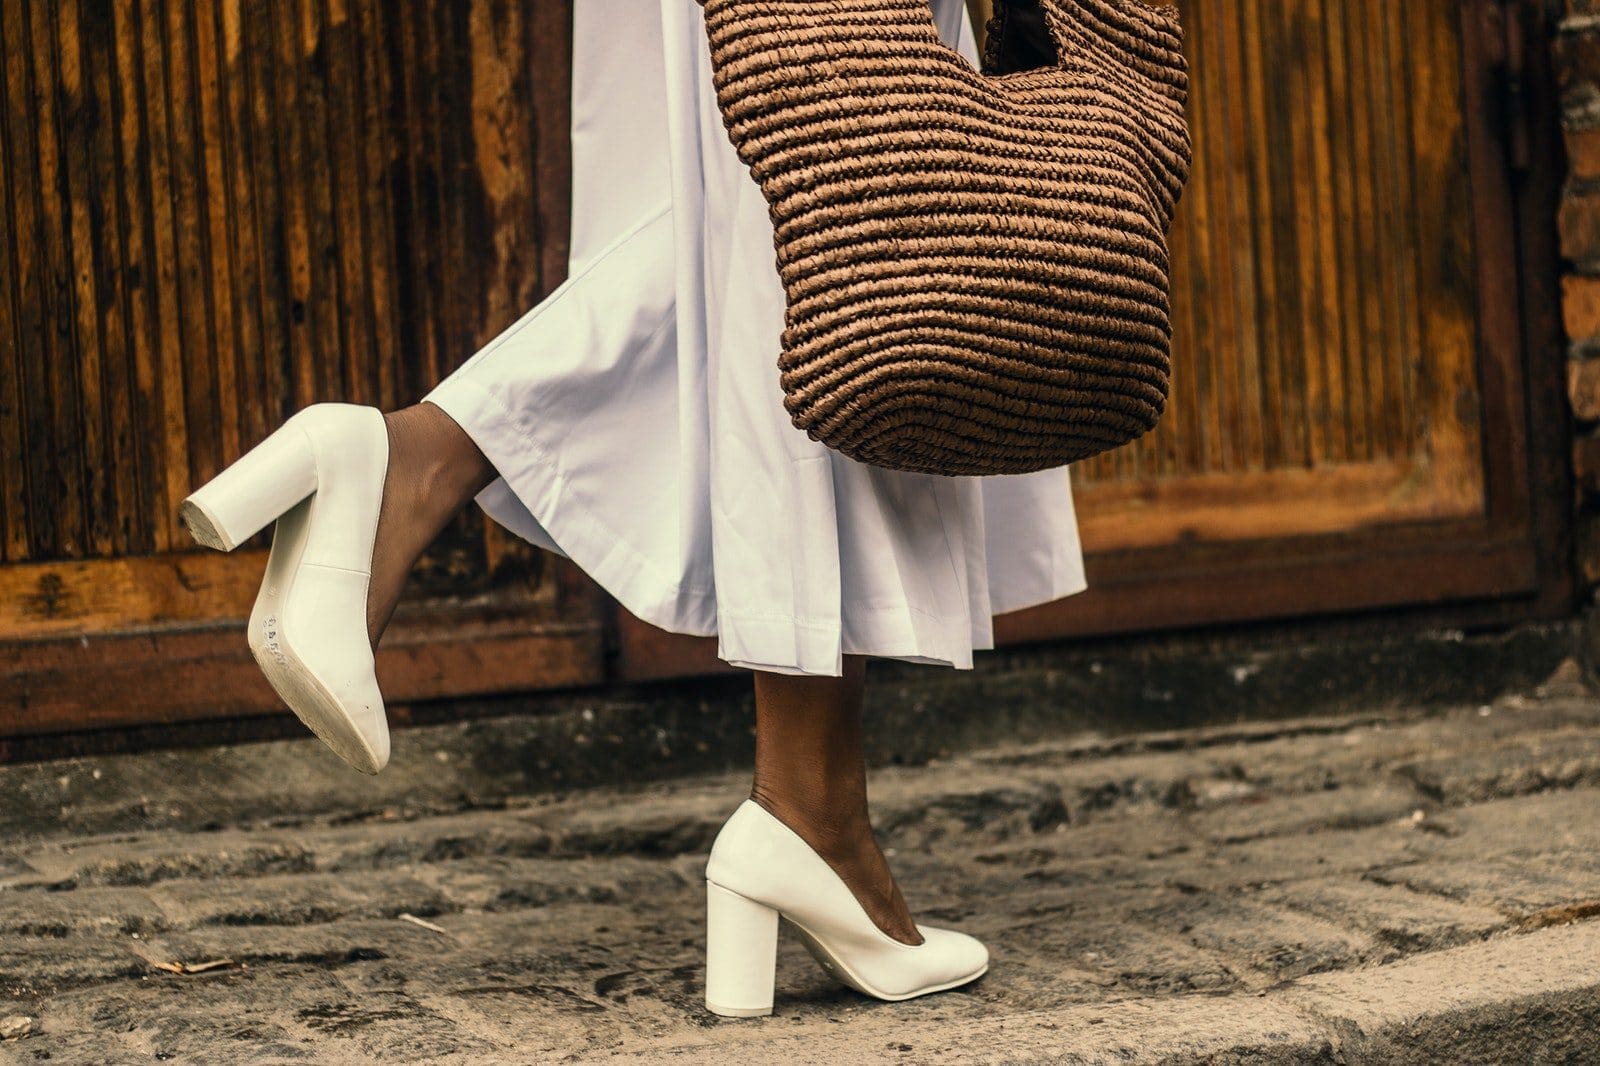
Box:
422;0;1089;677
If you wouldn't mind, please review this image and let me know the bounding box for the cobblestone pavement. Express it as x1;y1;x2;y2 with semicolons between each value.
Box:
7;672;1600;1063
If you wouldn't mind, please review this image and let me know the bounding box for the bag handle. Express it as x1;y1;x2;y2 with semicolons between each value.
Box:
982;0;1185;88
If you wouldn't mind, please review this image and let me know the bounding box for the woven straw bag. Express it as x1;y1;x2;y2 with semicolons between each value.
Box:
695;0;1194;475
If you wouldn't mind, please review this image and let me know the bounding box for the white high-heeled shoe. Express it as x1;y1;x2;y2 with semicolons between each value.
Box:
179;402;392;775
703;799;989;1017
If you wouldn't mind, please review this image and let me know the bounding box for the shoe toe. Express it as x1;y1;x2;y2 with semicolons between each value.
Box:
916;926;989;986
346;732;388;775
343;689;390;775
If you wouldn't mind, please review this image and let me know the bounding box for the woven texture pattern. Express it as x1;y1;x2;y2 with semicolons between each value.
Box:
695;0;1193;475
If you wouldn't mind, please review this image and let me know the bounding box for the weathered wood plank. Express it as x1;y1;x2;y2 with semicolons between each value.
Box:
56;0;114;558
0;2;30;561
266;0;317;413
215;0;269;454
1238;0;1290;471
1322;0;1363;461
24;0;90;556
0;544;567;641
2;618;604;735
1215;0;1266;469
391;1;444;399
1074;459;1484;554
137;0;196;555
77;0;148;555
1404;0;1485;507
241;0;295;460
162;0;223;507
295;0;344;405
112;0;172;554
354;0;400;412
192;0;242;470
321;0;378;409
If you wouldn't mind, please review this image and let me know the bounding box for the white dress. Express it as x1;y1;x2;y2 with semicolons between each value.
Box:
422;0;1089;677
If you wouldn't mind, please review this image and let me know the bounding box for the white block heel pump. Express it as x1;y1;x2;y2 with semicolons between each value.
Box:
705;880;780;1017
180;402;392;775
703;799;989;1018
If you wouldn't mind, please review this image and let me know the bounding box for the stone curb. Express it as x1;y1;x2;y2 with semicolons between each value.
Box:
614;923;1600;1064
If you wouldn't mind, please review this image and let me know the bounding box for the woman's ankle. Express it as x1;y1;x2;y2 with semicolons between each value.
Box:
748;787;924;946
364;405;492;646
392;403;495;522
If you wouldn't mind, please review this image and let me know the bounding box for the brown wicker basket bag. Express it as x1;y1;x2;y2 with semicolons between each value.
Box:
694;0;1193;475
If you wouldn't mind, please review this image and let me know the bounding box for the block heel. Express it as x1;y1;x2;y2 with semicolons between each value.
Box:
180;416;319;552
705;879;779;1018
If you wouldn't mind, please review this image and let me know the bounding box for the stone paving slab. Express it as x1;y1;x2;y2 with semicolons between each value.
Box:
5;681;1600;1062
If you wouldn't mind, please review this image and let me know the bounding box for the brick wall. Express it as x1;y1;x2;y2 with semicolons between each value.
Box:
1557;2;1600;594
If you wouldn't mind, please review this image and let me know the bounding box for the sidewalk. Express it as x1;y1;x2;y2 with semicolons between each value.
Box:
6;666;1600;1063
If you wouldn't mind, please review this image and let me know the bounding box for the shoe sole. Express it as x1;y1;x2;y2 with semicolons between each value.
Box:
246;496;384;775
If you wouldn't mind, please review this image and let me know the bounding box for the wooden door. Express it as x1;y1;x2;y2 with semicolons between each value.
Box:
621;0;1572;676
2;0;1573;737
0;0;599;738
989;0;1571;645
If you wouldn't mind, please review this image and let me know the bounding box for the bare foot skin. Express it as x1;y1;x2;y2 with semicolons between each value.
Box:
365;401;495;649
751;656;924;946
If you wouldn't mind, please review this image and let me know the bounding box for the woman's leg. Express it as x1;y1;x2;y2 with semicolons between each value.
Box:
364;408;922;948
362;405;923;948
364;402;496;647
750;655;923;945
